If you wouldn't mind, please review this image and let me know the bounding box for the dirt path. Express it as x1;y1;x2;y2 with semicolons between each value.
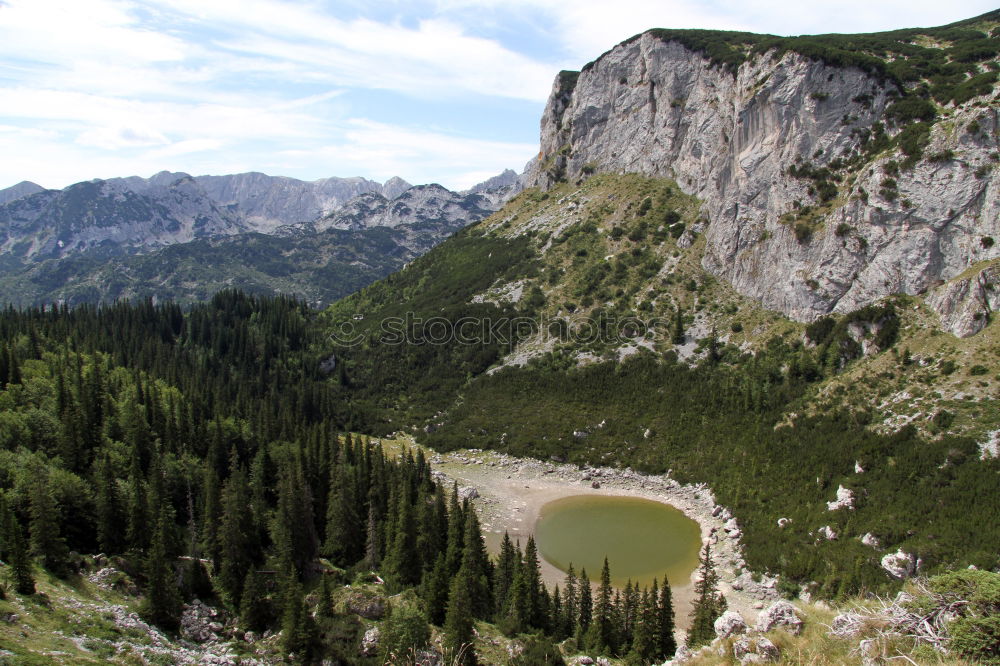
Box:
409;444;782;631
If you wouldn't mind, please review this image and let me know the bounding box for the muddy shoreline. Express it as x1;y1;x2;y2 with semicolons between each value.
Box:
419;446;781;631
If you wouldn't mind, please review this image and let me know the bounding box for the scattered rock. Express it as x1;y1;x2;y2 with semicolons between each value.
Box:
860;533;881;549
458;486;479;501
817;525;837;541
591;481;601;489
755;600;803;635
714;610;748;638
180;599;225;643
826;485;855;511
854;461;865;474
881;550;917;579
573;657;594;665
776;517;791;528
360;626;380;657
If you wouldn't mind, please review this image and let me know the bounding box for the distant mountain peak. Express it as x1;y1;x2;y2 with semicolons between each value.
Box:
382;176;412;200
0;181;45;205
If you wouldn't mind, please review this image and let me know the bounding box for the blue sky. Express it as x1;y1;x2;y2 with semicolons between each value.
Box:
0;0;997;191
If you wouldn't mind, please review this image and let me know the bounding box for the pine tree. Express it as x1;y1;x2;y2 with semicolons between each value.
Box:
494;532;518;617
522;536;544;629
94;454;124;554
384;491;421;589
126;450;149;552
656;577;676;660
280;576;319;661
142;505;182;630
323;462;361;566
317;573;335;618
8;514;35;595
422;552;451;626
578;568;593;641
362;503;380;570
687;543;725;649
28;469;68;575
443;570;478;666
629;586;657;664
561;564;578;640
591;557;615;654
240;570;270;633
217;467;255;610
459;508;492;620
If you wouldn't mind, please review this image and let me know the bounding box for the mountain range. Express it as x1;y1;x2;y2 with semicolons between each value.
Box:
0;170;517;306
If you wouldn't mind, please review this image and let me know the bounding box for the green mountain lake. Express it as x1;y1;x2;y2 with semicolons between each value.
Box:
534;495;702;587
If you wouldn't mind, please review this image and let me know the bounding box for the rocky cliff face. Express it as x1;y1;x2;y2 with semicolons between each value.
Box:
524;32;1000;335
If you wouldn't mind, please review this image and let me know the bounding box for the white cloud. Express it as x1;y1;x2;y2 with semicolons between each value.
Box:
277;119;537;190
432;0;1000;60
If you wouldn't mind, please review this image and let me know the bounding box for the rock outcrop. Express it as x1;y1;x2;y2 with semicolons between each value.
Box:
524;32;1000;333
755;601;803;635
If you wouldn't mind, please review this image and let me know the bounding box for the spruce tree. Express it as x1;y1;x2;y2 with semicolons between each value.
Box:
592;557;615;654
217;467;255;610
577;568;592;640
494;532;518;617
280;576;319;661
422;552;451;625
522;536;544;630
385;491;422;589
142;506;182;630
629;586;657;664
459;509;492;620
363;503;380;570
94;454;124;554
561;564;579;640
687;543;725;649
656;577;676;660
28;469;68;575
240;570;270;633
317;572;335;618
443;570;478;666
8;514;35;595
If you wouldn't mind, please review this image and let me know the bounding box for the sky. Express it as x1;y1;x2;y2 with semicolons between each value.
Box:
0;1;997;192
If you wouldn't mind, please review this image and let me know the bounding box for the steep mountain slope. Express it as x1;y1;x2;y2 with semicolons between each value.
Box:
525;11;1000;336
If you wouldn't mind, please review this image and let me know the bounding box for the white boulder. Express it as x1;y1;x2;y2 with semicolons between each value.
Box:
714;610;748;638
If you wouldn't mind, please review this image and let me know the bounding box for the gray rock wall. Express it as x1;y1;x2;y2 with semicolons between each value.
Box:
525;34;1000;334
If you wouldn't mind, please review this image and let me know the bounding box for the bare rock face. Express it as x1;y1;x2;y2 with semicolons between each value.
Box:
881;549;918;579
925;262;1000;337
524;33;1000;331
755;600;803;635
826;484;856;511
714;610;749;638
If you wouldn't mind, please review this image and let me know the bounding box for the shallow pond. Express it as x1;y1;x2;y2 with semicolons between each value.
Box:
534;495;701;588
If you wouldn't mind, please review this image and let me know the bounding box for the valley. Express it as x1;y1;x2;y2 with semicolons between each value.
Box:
2;6;1000;666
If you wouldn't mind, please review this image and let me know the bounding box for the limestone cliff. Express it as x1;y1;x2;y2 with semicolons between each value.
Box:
524;26;1000;336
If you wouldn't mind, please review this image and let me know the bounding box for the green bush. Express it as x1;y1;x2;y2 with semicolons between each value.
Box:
380;605;432;662
927;570;1000;665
